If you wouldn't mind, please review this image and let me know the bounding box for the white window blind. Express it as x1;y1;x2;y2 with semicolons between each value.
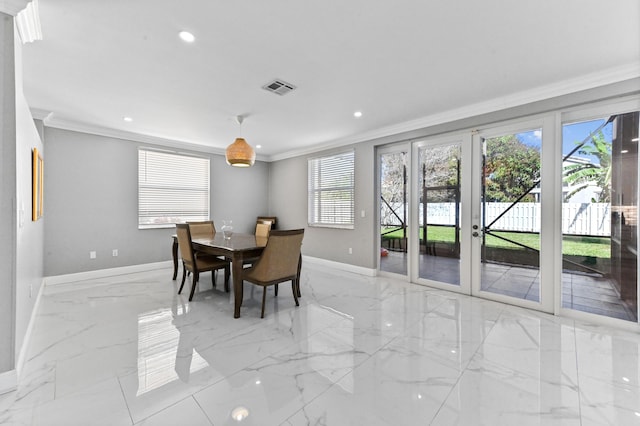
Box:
138;149;210;229
308;150;355;229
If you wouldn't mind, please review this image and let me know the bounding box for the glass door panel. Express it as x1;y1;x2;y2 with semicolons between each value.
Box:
561;111;639;322
379;150;408;275
477;129;542;302
417;142;462;286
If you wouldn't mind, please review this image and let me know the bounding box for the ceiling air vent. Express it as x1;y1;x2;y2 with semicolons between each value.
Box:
262;79;296;96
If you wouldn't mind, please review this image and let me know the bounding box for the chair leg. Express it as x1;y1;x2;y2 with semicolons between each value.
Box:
189;271;199;301
261;287;267;318
296;253;302;297
291;280;299;306
178;263;187;294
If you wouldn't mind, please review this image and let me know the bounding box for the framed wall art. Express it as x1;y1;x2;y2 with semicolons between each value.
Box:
32;147;43;221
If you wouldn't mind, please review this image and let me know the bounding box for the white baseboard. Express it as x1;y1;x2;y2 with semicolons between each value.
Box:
44;261;173;286
0;369;17;395
302;255;376;277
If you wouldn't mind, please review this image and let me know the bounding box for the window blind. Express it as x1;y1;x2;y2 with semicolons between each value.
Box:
308;150;355;228
138;149;210;229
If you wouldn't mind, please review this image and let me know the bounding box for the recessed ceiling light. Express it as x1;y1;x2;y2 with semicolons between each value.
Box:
256;145;262;149
178;31;195;43
354;111;363;118
123;116;133;122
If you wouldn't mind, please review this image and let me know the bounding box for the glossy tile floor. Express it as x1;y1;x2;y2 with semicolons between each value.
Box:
2;262;640;425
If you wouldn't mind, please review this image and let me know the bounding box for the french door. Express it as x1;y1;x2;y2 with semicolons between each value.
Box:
381;100;640;322
409;119;555;312
470;119;555;312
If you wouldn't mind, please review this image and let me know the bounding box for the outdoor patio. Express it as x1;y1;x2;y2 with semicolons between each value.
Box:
380;251;637;322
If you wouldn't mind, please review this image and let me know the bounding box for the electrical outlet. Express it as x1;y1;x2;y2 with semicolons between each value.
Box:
349;247;353;254
112;249;118;257
90;251;96;259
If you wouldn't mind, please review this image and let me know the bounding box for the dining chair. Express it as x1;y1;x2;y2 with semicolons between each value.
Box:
255;222;271;238
187;220;215;239
242;222;272;268
256;216;277;230
240;229;304;318
176;223;230;301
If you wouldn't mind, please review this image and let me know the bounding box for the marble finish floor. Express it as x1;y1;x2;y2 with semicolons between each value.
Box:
2;262;640;425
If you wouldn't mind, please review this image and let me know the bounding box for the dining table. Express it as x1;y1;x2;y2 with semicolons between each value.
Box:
190;233;268;318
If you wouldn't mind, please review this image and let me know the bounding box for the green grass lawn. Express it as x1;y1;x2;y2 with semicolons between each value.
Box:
382;226;610;258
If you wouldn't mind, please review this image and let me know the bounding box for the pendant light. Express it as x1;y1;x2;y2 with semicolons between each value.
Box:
225;115;255;167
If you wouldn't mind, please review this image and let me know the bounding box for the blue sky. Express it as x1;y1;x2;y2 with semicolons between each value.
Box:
563;118;612;165
515;118;612;166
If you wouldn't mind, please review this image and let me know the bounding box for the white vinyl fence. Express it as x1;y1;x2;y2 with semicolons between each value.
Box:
381;202;610;236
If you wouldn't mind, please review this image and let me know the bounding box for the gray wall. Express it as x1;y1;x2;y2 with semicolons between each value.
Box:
43;128;270;277
15;27;44;366
1;12;17;374
0;10;44;378
269;142;377;269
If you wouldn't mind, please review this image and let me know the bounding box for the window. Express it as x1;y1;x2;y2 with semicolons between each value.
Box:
308;150;355;229
138;148;209;229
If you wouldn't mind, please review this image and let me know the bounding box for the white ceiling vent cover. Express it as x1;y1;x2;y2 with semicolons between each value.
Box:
262;79;296;96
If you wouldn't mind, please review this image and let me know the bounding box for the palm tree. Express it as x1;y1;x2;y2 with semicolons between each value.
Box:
563;131;611;202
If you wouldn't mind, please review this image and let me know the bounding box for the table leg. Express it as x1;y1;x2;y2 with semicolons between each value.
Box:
172;238;179;280
232;252;244;318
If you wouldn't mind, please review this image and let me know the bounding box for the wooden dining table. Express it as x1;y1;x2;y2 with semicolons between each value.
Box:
190;233;268;318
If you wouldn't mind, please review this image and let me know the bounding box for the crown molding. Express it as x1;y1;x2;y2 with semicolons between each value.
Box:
34;112;270;162
15;0;41;43
31;63;640;164
0;0;30;16
268;63;640;162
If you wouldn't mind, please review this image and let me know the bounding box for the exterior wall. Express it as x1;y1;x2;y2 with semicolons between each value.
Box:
43;127;270;277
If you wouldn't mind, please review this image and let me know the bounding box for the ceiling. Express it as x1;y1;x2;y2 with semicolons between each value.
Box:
19;0;640;160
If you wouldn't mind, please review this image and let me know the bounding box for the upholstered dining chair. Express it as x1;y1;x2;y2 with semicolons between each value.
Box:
240;229;304;318
256;216;277;230
255;222;271;238
187;220;215;239
176;223;230;301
